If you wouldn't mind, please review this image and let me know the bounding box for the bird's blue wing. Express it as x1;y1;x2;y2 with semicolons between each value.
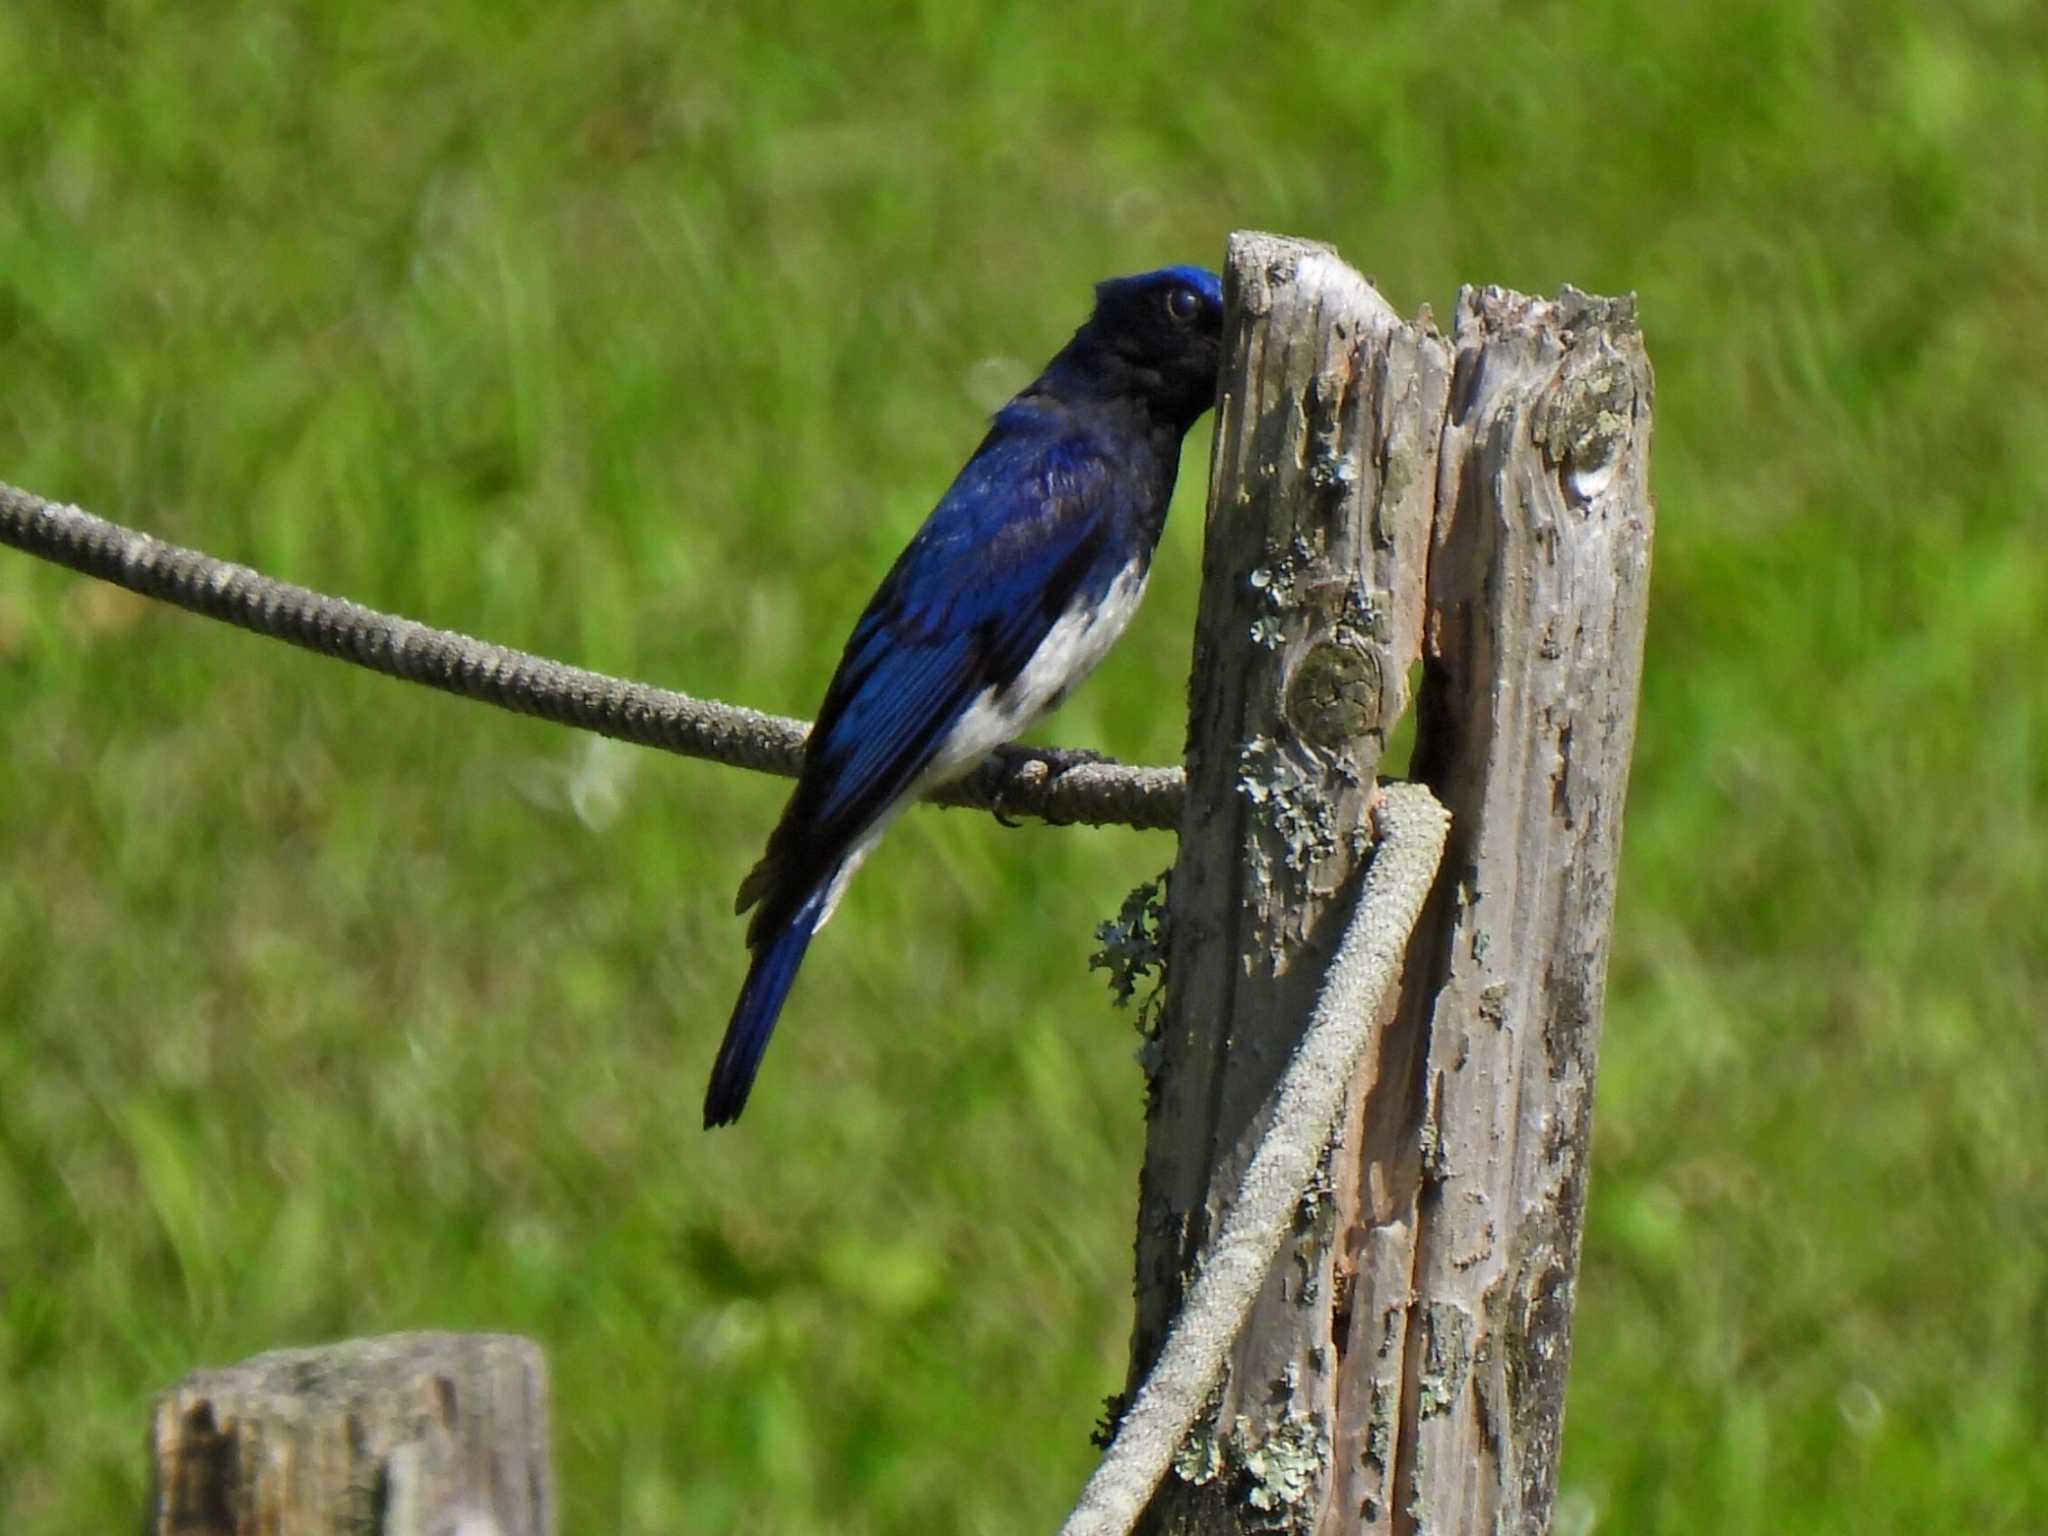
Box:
739;421;1131;922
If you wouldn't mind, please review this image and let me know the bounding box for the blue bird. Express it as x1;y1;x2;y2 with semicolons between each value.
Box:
704;265;1226;1127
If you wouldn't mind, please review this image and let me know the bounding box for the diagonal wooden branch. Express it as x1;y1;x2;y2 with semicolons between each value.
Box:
0;482;1182;830
1060;782;1449;1536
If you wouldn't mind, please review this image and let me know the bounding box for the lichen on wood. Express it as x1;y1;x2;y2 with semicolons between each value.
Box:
1130;231;1451;1533
1126;238;1653;1536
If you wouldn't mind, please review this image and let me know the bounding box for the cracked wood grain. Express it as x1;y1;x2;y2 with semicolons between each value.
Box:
1124;238;1653;1536
1128;231;1450;1533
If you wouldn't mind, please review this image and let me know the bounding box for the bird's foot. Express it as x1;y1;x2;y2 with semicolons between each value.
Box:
990;745;1115;827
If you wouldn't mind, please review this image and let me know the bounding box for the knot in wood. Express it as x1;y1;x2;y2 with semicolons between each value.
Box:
1538;345;1635;505
1284;633;1378;750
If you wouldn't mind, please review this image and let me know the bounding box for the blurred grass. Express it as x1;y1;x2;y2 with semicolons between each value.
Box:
2;0;2044;1531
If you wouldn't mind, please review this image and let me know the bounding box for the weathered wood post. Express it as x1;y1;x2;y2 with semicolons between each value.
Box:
147;1332;554;1536
1128;233;1653;1533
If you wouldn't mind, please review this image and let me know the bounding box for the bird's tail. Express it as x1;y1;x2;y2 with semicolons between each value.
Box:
703;879;833;1128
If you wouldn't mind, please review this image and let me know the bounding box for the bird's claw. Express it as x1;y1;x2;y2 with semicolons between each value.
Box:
989;746;1116;828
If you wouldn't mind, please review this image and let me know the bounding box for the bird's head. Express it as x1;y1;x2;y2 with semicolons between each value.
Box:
1064;265;1226;434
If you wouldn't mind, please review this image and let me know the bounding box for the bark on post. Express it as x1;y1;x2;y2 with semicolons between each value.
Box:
146;1332;554;1536
1132;232;1451;1528
1379;284;1654;1533
1128;237;1653;1534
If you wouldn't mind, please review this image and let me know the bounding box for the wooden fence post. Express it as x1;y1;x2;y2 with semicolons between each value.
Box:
1128;233;1654;1534
147;1332;554;1536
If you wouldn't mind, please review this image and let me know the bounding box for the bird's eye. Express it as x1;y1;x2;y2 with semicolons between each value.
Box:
1165;286;1202;324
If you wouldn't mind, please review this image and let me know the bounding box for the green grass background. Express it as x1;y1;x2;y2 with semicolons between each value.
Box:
3;1;2044;1530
